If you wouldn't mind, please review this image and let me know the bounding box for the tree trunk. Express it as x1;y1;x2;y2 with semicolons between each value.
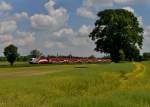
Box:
10;62;13;66
111;51;120;63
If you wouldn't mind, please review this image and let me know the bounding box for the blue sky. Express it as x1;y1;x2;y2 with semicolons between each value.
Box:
0;0;150;57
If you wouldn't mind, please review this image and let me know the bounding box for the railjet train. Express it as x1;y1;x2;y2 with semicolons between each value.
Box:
29;56;112;64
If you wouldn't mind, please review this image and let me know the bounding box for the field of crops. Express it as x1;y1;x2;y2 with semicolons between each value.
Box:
0;61;150;107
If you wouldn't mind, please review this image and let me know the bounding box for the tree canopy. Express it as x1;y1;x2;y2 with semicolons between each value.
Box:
89;9;143;63
29;49;43;58
4;44;18;66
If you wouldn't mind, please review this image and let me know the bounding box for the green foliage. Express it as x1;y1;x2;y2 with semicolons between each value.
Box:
28;49;43;58
124;45;141;61
119;49;125;61
3;44;18;66
103;54;111;59
17;56;29;62
89;9;143;63
89;55;95;58
143;52;150;60
0;56;7;61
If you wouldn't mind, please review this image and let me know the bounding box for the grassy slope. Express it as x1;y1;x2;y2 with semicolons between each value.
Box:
0;62;149;107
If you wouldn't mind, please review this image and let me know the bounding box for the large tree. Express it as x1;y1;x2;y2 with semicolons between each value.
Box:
89;9;143;63
4;44;18;66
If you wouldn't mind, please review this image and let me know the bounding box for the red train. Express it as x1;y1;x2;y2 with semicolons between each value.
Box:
29;56;112;64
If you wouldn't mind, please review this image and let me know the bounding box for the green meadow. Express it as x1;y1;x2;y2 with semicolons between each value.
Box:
0;61;150;107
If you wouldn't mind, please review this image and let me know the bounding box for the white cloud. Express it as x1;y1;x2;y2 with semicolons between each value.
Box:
114;0;134;4
77;7;96;19
0;1;12;11
73;25;93;46
116;0;150;4
49;28;76;48
44;0;55;13
44;41;66;49
122;6;134;13
79;25;93;36
79;0;138;19
56;42;66;48
0;34;12;44
44;41;54;48
51;25;93;48
84;0;150;6
15;12;29;21
137;16;143;26
53;28;74;37
0;20;17;34
143;26;150;52
72;37;92;47
30;0;69;32
144;26;150;38
14;31;35;46
83;0;113;7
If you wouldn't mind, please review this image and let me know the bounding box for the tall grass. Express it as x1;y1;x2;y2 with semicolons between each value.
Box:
0;62;149;107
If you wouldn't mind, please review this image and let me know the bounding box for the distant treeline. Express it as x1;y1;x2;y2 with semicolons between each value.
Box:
1;49;109;62
0;51;150;62
143;52;150;61
0;54;109;62
0;56;28;62
122;52;150;61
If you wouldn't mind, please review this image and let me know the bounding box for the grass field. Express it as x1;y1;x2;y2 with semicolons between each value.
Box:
0;61;150;107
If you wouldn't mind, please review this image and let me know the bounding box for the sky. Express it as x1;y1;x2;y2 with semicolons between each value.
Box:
0;0;150;57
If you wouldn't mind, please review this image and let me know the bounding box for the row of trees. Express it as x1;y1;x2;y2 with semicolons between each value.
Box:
2;45;43;66
1;44;150;66
1;44;99;66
